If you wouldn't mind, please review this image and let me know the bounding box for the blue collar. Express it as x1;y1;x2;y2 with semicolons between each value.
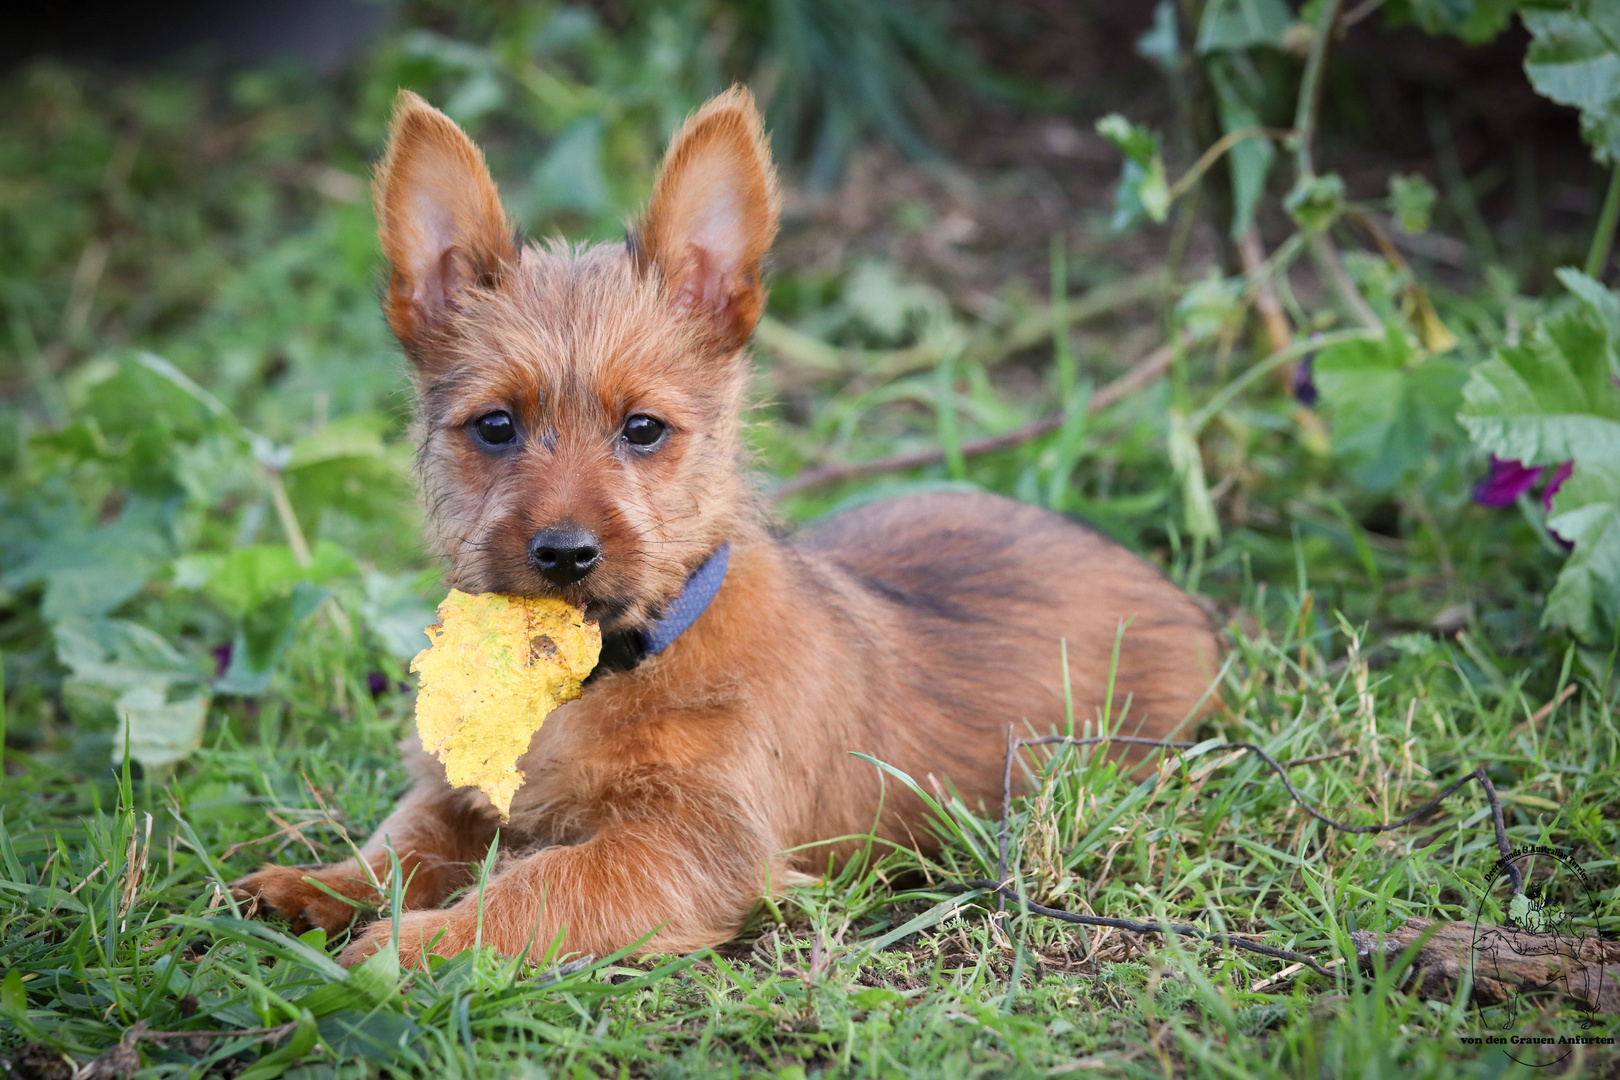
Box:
640;542;731;655
589;543;731;679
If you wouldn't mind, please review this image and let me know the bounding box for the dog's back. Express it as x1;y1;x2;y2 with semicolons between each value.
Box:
802;489;1216;748
770;490;1217;852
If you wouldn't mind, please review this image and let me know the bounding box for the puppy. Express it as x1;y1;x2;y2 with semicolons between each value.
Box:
233;87;1219;967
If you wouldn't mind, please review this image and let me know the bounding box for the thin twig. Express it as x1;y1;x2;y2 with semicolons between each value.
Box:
1282;747;1357;768
1309;232;1382;331
773;342;1175;499
953;879;1336;977
1189;327;1376;433
1338;0;1386;31
267;467;312;568
1526;683;1577;728
1289;0;1380;332
219;811;323;863
997;724;1017;916
1238;229;1292;354
1292;0;1342;180
1168;127;1294;202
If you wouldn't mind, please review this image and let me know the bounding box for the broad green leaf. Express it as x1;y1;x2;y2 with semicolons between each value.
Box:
1389;173;1438;233
286;412;389;468
1458;282;1620;465
4;497;176;621
1096;115;1171;226
1;969;25;1016
1522;6;1620;163
1208;56;1275;240
195;540;356;619
1385;0;1521;43
1284;173;1346;233
1136;158;1172;224
28;420;111;464
1175;271;1244;343
78;353;223;441
1136;1;1180;69
113;686;210;768
361;570;439;661
1095;114;1159;167
295;939;401;1018
1557;266;1620;356
1316;327;1468;491
1197;0;1294;53
1462;271;1620;643
1545;460;1620;643
235;1008;320;1080
317;1009;420;1062
176;538;357;698
1169;410;1221;542
54;617;204;694
282;420;412;526
216;580;330;696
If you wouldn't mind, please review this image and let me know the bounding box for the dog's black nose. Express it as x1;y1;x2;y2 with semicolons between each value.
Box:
528;525;602;586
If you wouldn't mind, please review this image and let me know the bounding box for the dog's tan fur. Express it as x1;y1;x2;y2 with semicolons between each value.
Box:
234;88;1219;967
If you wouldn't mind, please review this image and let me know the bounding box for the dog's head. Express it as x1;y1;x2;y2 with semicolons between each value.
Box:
373;88;779;630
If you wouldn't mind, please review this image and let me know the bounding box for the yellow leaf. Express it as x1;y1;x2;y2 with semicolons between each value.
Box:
1403;284;1457;353
410;592;601;819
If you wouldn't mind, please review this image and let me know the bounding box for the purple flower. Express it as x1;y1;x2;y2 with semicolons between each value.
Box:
367;672;410;697
1472;456;1576;550
1292;355;1317;406
1543;460;1575;549
211;641;233;678
1541;460;1573;511
1473;456;1544;507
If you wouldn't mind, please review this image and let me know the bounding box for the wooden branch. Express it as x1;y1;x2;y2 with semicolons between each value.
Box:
1238;229;1292;354
772;341;1175;500
1351;918;1620;1014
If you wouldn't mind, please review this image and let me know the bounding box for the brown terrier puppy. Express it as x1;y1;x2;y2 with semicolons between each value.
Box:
234;88;1218;968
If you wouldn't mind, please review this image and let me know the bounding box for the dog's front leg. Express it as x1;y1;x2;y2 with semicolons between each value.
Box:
233;771;500;936
338;787;773;967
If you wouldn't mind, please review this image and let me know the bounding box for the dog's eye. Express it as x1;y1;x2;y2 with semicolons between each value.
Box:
473;411;516;446
621;414;666;448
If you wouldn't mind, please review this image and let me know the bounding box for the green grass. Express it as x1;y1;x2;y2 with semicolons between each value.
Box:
4;598;1616;1077
3;5;1619;1078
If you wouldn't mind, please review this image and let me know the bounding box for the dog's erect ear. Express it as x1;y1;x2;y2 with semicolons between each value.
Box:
636;87;780;352
373;90;513;353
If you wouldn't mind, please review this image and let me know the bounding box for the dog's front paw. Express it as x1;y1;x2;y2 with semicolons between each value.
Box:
339;909;474;969
231;864;377;936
